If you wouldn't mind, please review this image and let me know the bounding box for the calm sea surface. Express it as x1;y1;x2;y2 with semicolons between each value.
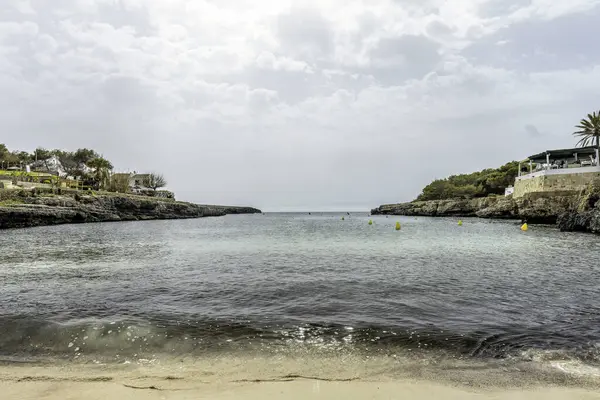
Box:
1;213;600;373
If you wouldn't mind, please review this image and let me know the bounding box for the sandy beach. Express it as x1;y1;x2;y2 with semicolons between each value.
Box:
2;368;600;400
2;355;600;400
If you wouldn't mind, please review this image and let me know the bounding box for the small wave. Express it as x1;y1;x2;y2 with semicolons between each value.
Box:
551;360;600;378
1;316;599;368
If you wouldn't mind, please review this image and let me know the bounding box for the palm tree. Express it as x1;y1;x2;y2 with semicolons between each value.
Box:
573;110;600;148
87;157;113;190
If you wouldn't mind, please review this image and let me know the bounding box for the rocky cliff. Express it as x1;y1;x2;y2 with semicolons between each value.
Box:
556;180;600;234
0;189;261;230
372;196;518;219
372;182;600;234
371;192;580;225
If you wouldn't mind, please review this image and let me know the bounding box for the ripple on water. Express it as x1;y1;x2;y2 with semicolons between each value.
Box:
0;215;599;375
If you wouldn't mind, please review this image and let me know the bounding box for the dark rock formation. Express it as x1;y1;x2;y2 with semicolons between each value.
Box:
557;179;600;234
372;192;579;225
513;191;579;224
372;179;600;234
557;211;600;233
218;206;264;215
371;196;519;219
0;190;260;230
475;196;519;219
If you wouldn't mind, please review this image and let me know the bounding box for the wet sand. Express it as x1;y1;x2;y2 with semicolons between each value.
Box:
2;355;600;400
2;371;600;400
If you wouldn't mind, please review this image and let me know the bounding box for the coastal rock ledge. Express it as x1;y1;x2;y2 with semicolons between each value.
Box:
372;181;600;234
556;179;600;234
0;189;260;230
371;193;578;224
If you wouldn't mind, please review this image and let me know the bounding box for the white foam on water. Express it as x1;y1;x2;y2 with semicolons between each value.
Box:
551;361;600;378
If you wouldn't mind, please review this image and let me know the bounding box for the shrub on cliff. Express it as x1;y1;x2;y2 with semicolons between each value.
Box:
416;162;519;201
576;178;600;212
143;173;168;191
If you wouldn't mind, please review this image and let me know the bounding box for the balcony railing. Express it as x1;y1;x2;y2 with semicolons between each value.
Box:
516;164;600;181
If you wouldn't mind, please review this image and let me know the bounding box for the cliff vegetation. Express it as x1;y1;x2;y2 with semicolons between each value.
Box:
416;162;520;201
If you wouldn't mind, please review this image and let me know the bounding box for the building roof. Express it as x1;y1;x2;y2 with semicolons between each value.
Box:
526;146;598;163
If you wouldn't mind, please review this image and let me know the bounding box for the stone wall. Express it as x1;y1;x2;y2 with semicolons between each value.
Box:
513;171;600;198
15;181;54;190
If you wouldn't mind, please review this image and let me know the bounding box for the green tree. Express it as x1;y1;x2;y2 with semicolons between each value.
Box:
573;110;600;148
143;173;167;191
0;145;18;168
34;147;52;161
109;174;131;193
29;147;54;173
2;151;20;167
17;151;33;164
52;150;82;178
73;148;99;164
418;180;455;201
416;162;519;201
87;157;113;190
0;144;8;160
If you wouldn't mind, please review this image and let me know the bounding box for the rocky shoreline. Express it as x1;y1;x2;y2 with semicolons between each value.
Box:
0;189;261;230
371;181;600;234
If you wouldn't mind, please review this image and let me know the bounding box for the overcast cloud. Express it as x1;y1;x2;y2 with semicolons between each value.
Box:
1;0;599;210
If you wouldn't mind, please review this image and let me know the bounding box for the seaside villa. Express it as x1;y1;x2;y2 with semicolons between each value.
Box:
111;172;149;189
508;146;600;198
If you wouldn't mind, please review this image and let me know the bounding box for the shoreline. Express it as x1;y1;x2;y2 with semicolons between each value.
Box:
1;357;599;400
0;188;260;230
371;188;600;234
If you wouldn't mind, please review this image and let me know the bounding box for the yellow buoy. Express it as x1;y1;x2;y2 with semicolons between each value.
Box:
521;223;528;231
458;220;463;226
395;222;401;231
368;219;373;225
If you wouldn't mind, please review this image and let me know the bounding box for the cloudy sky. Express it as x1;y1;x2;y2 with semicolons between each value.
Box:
1;0;599;210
